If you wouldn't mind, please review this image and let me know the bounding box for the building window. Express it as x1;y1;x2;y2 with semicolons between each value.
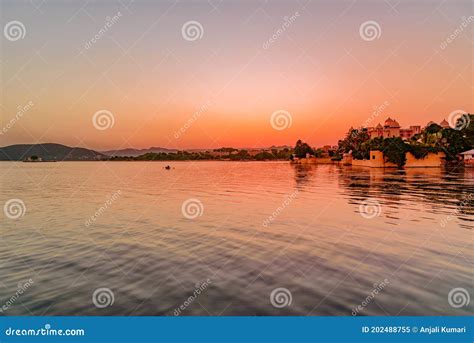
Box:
372;155;375;160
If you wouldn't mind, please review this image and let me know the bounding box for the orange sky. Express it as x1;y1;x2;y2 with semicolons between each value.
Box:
1;1;472;150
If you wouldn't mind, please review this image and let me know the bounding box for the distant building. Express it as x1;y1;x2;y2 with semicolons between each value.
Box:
425;119;451;129
440;119;450;129
460;149;474;167
368;117;419;139
367;117;448;140
24;156;43;162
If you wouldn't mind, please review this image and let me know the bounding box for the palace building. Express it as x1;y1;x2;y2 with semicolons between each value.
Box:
367;117;450;140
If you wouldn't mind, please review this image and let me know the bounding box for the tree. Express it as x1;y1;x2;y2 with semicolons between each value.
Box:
380;137;408;168
293;140;314;158
336;128;370;159
425;123;442;134
440;128;470;161
314;148;324;158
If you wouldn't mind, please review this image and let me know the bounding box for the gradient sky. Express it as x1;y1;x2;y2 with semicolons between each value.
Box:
1;0;472;150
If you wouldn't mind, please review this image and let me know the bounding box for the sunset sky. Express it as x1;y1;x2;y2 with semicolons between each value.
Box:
1;0;472;151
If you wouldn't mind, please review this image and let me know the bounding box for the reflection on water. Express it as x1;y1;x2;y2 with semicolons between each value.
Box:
0;162;472;316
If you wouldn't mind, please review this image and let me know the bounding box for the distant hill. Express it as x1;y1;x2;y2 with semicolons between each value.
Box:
102;147;177;157
0;144;107;161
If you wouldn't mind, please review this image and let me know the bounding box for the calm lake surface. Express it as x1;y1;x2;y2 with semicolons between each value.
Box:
1;161;472;316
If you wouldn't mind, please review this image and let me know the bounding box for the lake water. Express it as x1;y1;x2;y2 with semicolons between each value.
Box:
1;161;472;316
